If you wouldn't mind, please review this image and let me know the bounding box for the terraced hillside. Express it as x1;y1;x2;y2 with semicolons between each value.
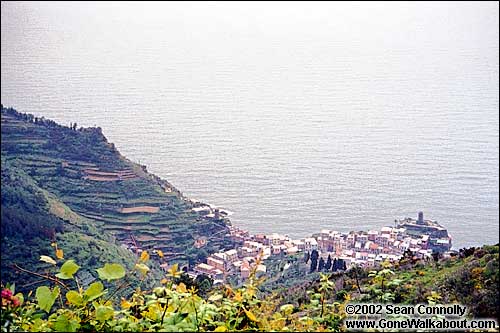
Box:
1;106;233;263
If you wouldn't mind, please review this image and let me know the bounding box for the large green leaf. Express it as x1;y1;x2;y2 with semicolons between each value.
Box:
53;314;80;332
55;260;80;280
84;281;105;301
66;290;83;306
36;286;60;313
95;305;114;321
96;263;125;281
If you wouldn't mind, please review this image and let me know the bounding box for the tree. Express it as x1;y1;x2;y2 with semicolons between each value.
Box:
325;255;332;271
348;264;365;294
175;273;195;289
318;257;325;271
309;250;319;273
194;274;214;296
304;251;310;264
332;258;338;272
311;250;319;262
309;256;318;273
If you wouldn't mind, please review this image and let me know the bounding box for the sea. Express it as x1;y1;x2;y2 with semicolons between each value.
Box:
1;2;498;249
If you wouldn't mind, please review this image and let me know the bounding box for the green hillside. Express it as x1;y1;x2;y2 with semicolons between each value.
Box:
260;245;499;319
1;105;233;291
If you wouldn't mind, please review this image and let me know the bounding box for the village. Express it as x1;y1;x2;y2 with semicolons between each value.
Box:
188;209;453;284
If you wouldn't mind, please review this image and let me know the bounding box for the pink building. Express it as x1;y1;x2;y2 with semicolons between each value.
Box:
207;257;225;271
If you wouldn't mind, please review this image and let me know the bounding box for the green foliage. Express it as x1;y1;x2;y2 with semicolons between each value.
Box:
367;260;397;302
53;314;80;332
35;286;60;313
1;106;234;289
95;305;114;321
85;282;105;301
262;245;499;322
355;245;499;318
0;257;350;332
55;260;80;280
1;245;499;332
0;161;149;293
1;163;63;241
96;264;126;281
66;291;83;306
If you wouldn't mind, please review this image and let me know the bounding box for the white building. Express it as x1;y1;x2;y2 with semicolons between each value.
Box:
224;249;238;262
304;238;318;252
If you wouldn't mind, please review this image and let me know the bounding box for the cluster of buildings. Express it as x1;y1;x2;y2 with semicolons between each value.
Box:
311;226;430;268
193;243;268;283
190;212;452;281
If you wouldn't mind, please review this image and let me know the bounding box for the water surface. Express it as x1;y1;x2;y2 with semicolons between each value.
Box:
2;2;498;248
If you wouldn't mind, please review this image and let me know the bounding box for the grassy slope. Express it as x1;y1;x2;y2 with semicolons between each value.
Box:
260;245;499;319
389;245;499;317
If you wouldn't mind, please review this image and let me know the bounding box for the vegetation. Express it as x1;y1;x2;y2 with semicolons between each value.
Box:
2;245;498;332
1;106;234;293
1;247;349;332
261;245;499;321
1;159;160;295
1;105;498;331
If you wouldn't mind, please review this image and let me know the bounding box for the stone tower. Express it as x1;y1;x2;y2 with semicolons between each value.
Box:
417;211;424;224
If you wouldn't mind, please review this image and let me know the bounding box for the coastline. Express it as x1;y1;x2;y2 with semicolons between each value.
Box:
188;203;454;282
0;106;463;277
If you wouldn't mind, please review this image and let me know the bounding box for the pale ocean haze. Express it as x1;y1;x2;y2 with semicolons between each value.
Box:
1;2;499;248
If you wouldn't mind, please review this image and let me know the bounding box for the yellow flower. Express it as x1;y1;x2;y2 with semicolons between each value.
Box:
55;248;64;260
167;263;181;278
140;250;150;262
233;292;243;303
176;283;187;293
121;298;133;309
